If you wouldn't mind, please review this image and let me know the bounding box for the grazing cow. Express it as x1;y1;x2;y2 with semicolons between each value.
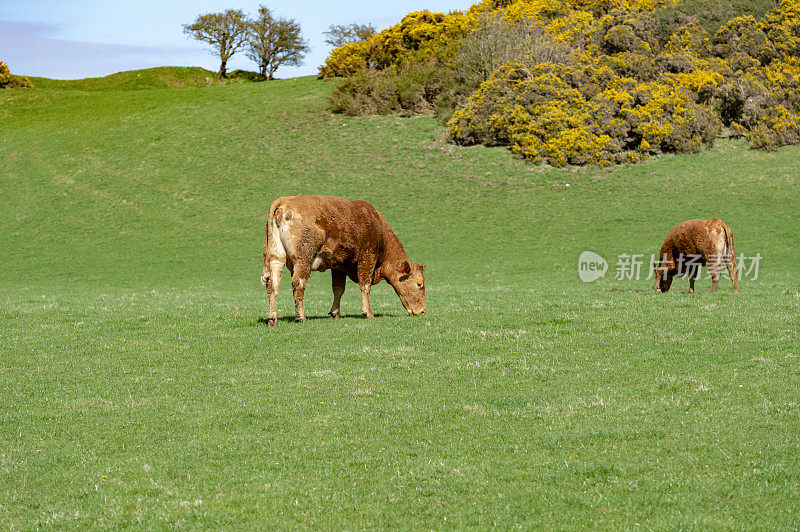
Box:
653;218;738;293
261;195;426;326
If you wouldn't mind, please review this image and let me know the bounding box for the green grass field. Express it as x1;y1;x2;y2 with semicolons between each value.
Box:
1;71;799;528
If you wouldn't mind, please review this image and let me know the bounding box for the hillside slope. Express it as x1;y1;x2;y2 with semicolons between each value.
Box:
26;66;255;91
1;76;798;528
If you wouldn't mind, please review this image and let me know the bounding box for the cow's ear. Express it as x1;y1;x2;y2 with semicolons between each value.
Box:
401;261;412;276
418;264;425;271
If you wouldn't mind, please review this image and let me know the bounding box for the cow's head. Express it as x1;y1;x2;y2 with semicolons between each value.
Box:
383;260;426;315
652;260;673;292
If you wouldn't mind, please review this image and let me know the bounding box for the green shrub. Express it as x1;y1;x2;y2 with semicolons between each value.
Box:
227;70;267;82
330;69;402;115
652;0;778;42
330;60;465;117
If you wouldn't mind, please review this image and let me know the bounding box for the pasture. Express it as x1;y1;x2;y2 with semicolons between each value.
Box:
1;72;798;528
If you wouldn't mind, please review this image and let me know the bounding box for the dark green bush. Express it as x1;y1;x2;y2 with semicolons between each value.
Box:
652;0;778;43
227;70;267;82
330;69;402;115
330;59;469;119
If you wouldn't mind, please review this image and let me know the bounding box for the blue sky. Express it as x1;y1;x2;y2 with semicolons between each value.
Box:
1;0;473;79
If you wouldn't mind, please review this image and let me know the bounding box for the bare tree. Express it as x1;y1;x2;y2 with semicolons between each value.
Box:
184;9;249;79
323;23;376;48
246;6;310;80
456;12;571;81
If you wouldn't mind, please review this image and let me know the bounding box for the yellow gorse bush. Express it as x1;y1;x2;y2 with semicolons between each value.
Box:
324;0;800;165
319;9;479;79
0;62;10;86
0;61;34;89
449;57;719;166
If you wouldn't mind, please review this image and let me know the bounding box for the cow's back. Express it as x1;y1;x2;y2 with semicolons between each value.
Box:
661;218;727;262
272;195;385;270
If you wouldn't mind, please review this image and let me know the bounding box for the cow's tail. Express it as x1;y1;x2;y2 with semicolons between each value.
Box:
262;199;284;286
722;221;739;291
722;224;731;258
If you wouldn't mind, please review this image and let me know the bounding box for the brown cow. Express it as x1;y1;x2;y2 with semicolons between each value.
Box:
261;195;426;326
653;218;738;293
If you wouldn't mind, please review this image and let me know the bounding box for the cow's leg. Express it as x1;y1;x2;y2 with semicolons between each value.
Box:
291;263;311;323
266;257;285;327
356;262;376;319
726;246;739;293
359;284;373;319
330;270;346;319
708;261;721;293
688;268;696;294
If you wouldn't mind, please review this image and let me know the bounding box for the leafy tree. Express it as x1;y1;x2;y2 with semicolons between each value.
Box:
246;6;310;80
324;23;376;48
183;9;249;79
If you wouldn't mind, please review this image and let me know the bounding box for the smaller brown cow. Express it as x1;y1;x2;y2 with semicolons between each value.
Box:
653;218;738;293
261;195;426;326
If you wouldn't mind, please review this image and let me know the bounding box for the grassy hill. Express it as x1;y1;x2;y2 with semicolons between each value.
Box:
1;70;798;528
26;66;259;91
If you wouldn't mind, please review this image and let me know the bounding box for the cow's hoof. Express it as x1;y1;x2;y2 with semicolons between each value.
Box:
688;289;694;294
267;318;277;327
361;312;374;319
295;316;308;323
329;311;340;319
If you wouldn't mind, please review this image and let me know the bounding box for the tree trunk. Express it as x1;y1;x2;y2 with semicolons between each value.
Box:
260;61;267;78
218;60;227;79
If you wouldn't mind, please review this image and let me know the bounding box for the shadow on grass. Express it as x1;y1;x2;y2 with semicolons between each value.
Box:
604;288;689;293
256;313;390;325
604;288;656;293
